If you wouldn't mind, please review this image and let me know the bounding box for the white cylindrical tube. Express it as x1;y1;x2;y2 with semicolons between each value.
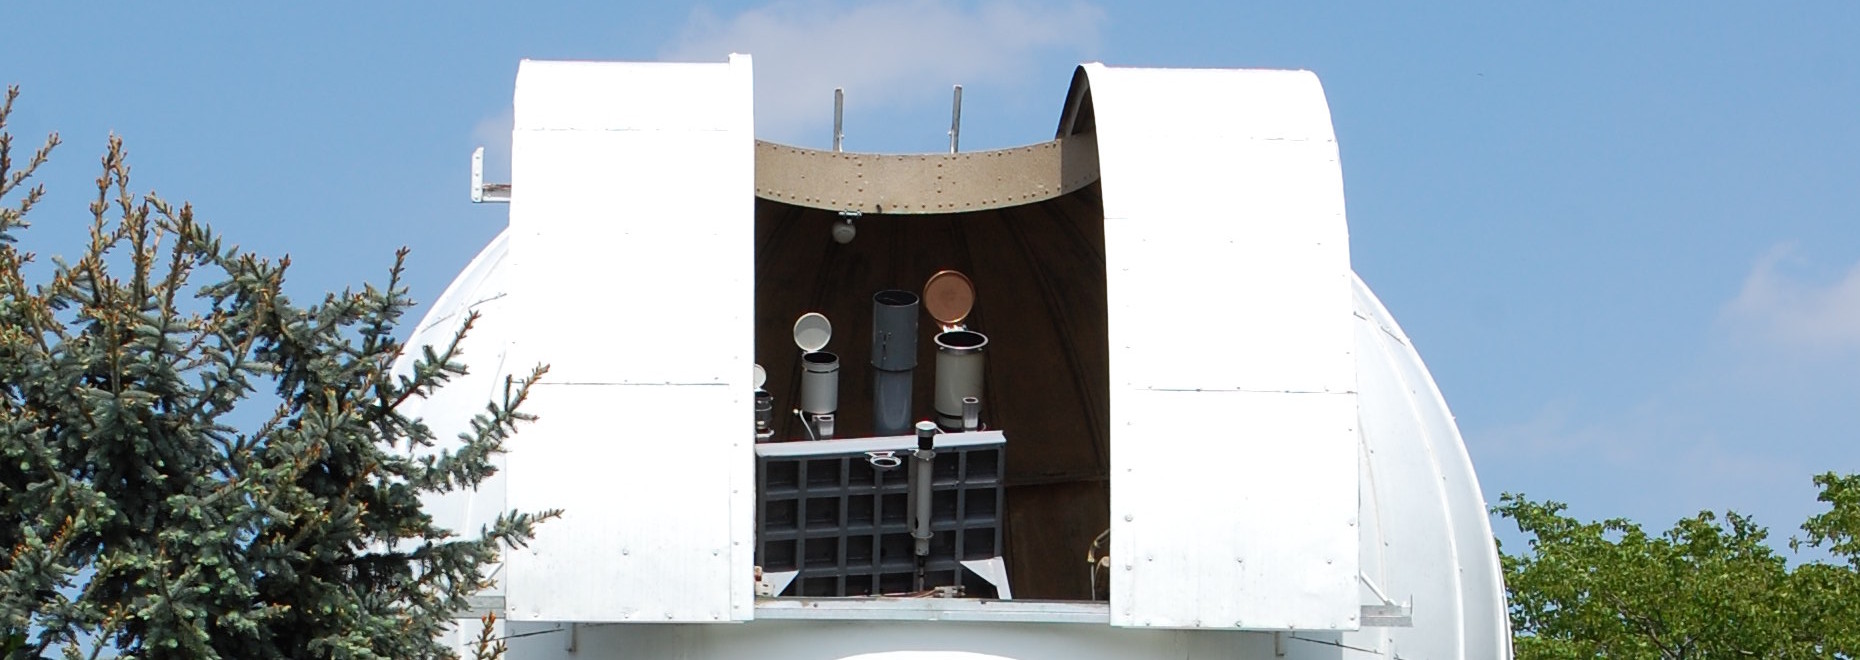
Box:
799;351;840;415
933;330;987;430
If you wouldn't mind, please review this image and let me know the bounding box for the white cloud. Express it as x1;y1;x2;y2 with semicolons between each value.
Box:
1721;245;1860;355
662;0;1104;143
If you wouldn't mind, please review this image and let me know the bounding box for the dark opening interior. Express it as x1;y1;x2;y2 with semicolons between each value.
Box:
753;182;1111;600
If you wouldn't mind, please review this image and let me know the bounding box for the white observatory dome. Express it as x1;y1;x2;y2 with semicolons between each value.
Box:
396;58;1511;659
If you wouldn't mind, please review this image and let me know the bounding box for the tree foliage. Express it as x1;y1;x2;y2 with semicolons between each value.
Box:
0;87;553;659
1499;473;1860;659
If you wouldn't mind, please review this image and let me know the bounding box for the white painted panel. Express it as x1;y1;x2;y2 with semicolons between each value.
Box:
1108;389;1359;629
509;129;748;385
508;62;754;386
1104;215;1348;395
1090;65;1352;395
502;57;756;623
506;384;747;622
515;61;746;132
502;619;1293;660
1083;67;1341;142
1085;64;1360;630
1353;313;1464;657
1352;274;1511;659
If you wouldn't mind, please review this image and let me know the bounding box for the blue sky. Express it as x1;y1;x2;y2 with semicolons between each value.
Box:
5;2;1857;544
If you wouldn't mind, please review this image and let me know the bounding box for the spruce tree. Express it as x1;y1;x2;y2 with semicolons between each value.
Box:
0;86;554;659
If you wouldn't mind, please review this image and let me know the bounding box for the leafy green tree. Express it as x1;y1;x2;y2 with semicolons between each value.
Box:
1791;473;1860;655
1498;473;1860;658
0;86;553;659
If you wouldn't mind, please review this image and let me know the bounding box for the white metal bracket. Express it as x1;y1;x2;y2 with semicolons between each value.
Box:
470;147;511;203
959;557;1013;600
756;569;800;597
1357;573;1414;627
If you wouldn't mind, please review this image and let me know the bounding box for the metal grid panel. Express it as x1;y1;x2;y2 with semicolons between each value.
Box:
756;433;1005;598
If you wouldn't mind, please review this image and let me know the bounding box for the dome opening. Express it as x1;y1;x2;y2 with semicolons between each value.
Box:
754;182;1111;600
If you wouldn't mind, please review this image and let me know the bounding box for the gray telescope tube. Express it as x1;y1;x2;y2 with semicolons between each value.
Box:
933;330;987;430
870;290;920;437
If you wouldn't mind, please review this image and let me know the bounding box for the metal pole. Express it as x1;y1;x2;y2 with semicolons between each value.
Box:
948;85;963;154
833;88;844;152
910;421;938;591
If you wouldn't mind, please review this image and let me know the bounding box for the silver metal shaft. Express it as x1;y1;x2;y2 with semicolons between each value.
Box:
834;88;845;152
948;85;963;154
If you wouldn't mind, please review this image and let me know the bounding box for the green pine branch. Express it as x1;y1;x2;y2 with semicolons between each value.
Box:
0;86;551;660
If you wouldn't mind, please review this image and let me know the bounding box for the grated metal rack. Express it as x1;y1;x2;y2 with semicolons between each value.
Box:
755;431;1006;598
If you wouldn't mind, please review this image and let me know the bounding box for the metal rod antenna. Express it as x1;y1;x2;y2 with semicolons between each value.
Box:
833;88;845;152
948;85;963;154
